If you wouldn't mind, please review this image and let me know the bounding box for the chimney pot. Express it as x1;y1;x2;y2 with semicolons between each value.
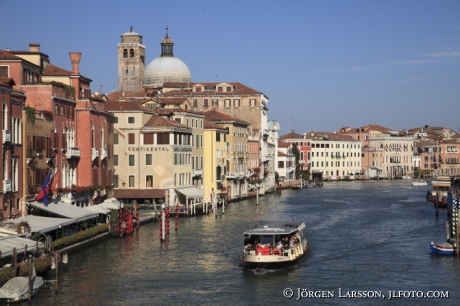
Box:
29;43;40;52
69;52;82;75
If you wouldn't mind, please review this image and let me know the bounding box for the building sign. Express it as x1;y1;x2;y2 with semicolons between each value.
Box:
127;146;169;152
174;147;192;152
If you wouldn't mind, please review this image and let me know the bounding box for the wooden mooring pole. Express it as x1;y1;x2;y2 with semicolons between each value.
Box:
28;255;32;304
55;251;59;294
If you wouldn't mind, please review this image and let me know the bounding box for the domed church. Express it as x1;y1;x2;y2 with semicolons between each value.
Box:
118;27;191;91
143;29;192;88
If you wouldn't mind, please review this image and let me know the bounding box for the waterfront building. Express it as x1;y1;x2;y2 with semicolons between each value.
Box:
154;108;204;192
439;140;460;177
277;142;296;182
279;131;312;171
202;119;228;200
415;141;438;177
305;131;361;180
265;120;280;188
39;51;115;205
0;76;25;219
5;44;114;209
202;110;250;200
339;124;414;179
161;81;272;191
106;101;201;207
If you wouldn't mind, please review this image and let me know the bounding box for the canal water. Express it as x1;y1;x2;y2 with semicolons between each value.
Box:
30;181;459;305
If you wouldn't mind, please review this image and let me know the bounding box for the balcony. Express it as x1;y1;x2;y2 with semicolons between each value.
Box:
193;169;202;176
238;171;249;178
100;148;108;160
3;180;11;193
216;158;225;165
226;172;237;179
92;148;98;161
65;147;80;159
2;130;11;144
263;155;271;161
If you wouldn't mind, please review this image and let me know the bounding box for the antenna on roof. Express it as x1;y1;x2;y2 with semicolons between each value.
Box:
215;75;218;81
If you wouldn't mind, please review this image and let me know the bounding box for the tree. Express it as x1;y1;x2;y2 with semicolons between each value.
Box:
292;143;301;178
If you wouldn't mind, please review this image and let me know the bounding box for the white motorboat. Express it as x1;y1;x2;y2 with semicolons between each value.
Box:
412;179;428;186
0;276;44;302
241;221;308;268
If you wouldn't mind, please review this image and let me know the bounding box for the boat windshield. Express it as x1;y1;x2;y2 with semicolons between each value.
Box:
261;235;274;245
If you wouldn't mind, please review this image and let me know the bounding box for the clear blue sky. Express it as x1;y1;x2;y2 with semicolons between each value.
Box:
1;0;459;135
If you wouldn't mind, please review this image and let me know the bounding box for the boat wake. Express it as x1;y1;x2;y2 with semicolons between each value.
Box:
252;268;275;275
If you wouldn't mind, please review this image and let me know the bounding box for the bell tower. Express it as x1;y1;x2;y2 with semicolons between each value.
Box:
118;27;145;92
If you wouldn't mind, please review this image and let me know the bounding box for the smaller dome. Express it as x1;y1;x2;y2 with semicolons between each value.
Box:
162;36;173;44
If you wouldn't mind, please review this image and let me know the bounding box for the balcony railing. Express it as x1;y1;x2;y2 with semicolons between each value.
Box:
193;169;202;176
226;172;237;179
100;148;108;159
92;148;98;161
216;158;225;165
65;147;80;159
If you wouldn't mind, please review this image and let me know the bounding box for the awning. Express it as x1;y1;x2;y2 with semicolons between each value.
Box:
432;181;450;187
0;236;44;258
2;215;75;234
114;189;165;199
84;205;110;214
175;187;203;198
28;201;98;222
99;198;122;210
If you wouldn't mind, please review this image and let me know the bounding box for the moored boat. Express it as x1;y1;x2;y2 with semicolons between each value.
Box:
430;241;456;255
241;221;308;268
0;276;44;302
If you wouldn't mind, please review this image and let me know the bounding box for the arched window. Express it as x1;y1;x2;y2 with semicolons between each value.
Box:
130;49;134;58
123;49;128;58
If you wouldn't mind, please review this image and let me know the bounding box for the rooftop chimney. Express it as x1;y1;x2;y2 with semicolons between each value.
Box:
29;43;40;52
6;48;10;52
69;52;82;75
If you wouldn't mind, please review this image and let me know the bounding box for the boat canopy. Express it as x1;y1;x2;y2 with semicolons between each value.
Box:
243;221;305;236
431;181;451;187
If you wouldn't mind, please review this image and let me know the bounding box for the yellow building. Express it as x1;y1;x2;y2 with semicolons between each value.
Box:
203;119;228;200
203;110;249;200
106;101;200;206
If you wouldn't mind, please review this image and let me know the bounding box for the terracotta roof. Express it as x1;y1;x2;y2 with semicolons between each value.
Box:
0;49;22;60
202;110;250;126
42;63;92;80
105;101;153;112
278;142;291;148
156;97;188;105
144;114;188;128
114;189;165;199
204;119;228;131
339;124;394;133
42;64;71;76
279;131;303;140
305;131;359;142
163;82;262;96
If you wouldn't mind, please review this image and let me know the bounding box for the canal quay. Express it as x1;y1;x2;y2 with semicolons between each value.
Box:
31;181;459;305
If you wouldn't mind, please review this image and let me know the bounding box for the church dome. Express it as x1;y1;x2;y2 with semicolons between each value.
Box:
143;33;191;88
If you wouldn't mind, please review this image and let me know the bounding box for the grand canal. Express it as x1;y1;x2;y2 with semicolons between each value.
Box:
31;181;459;305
